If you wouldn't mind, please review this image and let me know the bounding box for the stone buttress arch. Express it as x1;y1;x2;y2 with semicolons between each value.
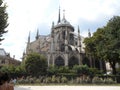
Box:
55;55;65;66
68;56;79;67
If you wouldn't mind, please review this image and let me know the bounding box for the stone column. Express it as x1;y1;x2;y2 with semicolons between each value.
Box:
64;54;68;66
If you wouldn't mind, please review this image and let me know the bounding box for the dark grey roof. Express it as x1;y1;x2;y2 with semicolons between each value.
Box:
54;18;74;29
0;48;7;56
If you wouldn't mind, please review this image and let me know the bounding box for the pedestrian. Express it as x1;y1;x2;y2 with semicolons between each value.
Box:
12;78;16;85
0;71;14;90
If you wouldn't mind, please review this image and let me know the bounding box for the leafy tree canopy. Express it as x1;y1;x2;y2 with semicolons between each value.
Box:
84;16;120;75
25;53;47;76
0;0;8;43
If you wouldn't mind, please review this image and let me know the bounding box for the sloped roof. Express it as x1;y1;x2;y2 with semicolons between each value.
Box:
0;48;6;56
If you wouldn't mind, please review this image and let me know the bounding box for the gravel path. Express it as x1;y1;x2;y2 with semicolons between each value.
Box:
14;86;120;90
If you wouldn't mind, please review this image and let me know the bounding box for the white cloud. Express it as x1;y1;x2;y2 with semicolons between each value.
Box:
1;0;120;61
60;0;118;24
2;0;52;60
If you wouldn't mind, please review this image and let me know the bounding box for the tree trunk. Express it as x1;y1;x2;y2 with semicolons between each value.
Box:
109;59;116;75
112;65;116;75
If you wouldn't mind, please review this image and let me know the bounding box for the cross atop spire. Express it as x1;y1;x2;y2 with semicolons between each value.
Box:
63;9;65;19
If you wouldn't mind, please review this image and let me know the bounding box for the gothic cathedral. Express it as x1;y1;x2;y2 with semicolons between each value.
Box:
23;8;91;67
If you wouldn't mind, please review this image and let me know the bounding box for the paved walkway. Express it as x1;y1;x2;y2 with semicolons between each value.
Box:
14;86;120;90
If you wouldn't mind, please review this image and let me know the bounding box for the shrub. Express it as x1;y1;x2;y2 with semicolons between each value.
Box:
76;77;80;84
51;75;56;83
61;76;68;83
35;79;41;84
56;76;61;83
92;77;104;84
45;77;52;83
104;78;116;84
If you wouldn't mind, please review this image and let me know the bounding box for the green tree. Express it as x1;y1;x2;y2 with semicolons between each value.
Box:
47;65;58;76
15;65;26;76
73;65;89;75
84;16;120;75
84;32;99;68
0;0;8;43
58;66;69;73
25;53;47;76
103;16;120;74
0;65;9;73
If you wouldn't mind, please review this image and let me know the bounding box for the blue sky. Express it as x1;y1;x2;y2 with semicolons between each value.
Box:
1;0;120;60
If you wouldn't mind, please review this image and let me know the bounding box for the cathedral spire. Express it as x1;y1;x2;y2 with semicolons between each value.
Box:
78;25;80;34
36;28;39;40
78;25;81;40
23;50;25;56
51;21;54;38
57;6;61;23
52;21;54;28
88;29;91;38
28;31;30;44
77;26;81;46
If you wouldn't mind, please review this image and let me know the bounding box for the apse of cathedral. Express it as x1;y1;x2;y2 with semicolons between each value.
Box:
23;8;105;68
